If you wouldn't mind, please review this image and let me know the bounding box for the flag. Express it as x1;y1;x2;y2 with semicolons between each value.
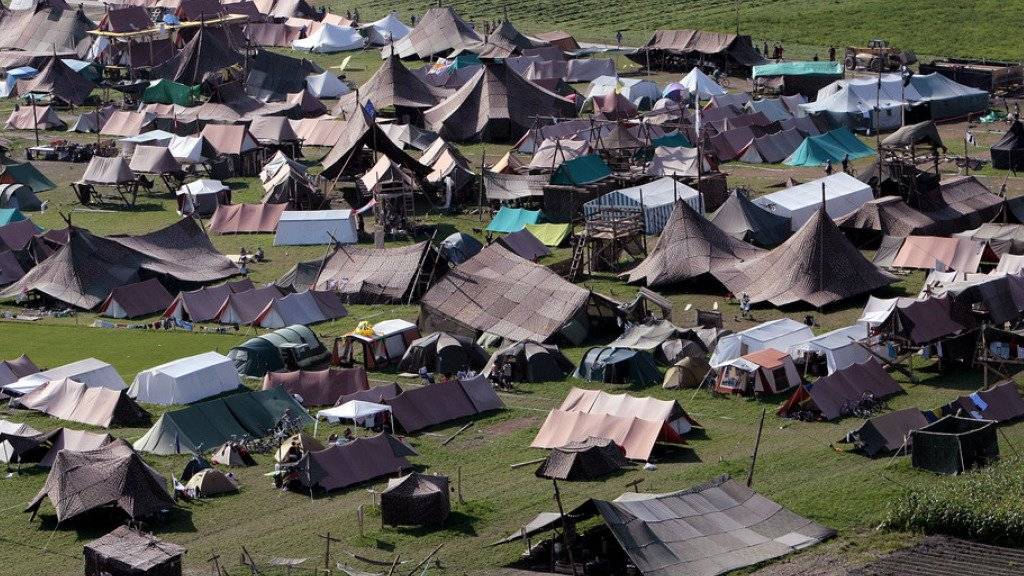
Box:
364;100;377;119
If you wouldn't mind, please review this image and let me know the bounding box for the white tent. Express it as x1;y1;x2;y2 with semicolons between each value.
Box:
801;75;920;132
316;400;392;433
0;419;41;462
3;358;126;397
859;295;899;325
177;179;229;216
260;150;307;186
168;135;209;164
586;76;661;108
680;68;726;99
360;12;411;46
305;71;349;98
753;172;874;231
119;129;175;156
788;324;871;374
583;177;701;234
256;291;326;329
292;23;366;53
274;210;358;246
710;318;814;368
129;351;242;405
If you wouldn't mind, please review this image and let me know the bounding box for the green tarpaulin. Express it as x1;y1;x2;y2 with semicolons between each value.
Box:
652;132;692;148
550;154;612;186
0;208;27;226
143;79;199;106
784;128;874;167
0;161;56;193
133;387;312;455
753;61;844;78
486;206;542;233
524;223;572;246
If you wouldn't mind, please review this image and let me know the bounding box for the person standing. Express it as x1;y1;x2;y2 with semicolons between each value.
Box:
824;158;834;176
829;46;836;61
842;154;850;174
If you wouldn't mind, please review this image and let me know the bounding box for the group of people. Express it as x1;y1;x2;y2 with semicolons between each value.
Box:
824;154;853;176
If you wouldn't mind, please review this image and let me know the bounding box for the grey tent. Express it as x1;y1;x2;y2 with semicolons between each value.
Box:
163;278;255;322
624;200;764;288
15;56;95;106
608;320;704;365
709;190;791;246
717;205;897;307
387;376;503;433
397;332;487;375
911;416;999;474
439;232;482;264
319;106;429;179
779;360;904;421
335;55;445;115
497;228;550;261
482;340;574;383
424;61;577;142
151;26;242;85
381;473;450;526
315;241;444;304
852;536;1024;576
296;433;416;492
535;437;628;481
991;120;1024;171
389;6;484;60
0;183;42;212
275;257;325;292
246;49;322;101
836;196;940;238
84;526;185;576
845;408;929;456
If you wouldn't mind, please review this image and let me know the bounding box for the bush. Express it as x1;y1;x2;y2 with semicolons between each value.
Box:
884;457;1024;546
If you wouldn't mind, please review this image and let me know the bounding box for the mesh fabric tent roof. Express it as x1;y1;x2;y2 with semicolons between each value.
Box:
624;199;763;288
151;25;242;85
15;56;95;105
315;241;440;304
710;190;791;246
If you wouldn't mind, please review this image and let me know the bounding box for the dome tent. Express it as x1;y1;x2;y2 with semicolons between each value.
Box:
397;332;488;375
380;472;450;526
185;468;239;496
662;356;711;389
483;340;575;383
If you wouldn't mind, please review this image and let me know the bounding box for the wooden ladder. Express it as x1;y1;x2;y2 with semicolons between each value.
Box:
567;230;588;280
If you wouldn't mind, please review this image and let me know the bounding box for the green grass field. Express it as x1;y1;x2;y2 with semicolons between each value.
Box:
2;6;1024;573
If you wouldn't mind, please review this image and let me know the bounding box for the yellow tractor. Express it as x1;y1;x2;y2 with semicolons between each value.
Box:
844;39;916;72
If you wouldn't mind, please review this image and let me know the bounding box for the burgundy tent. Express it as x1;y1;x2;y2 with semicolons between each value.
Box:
209;203;286;234
98;278;173;319
215;285;283;324
779;360;904;421
262;367;369;407
297;433;416;492
387;376;503;433
163;278;255;322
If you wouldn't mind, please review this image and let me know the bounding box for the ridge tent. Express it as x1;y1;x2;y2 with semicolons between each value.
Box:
0;158;55;193
586;76;661;109
292;23;365;53
83;527;185;576
783;128;875;167
715;348;801;395
496;228;549;261
262;367;368;407
909;73;989;122
315;241;444;304
68;104;116;134
779;360;903;420
295;433;415;492
229;324;329;377
800;75;921;132
142;79;199;106
535;437;628;481
214;285;285;325
558;387;697;435
274;210;357;246
210;442;257;466
522;223;571;247
891;235;986;272
754;172;873;231
940;381;1024;423
245;48;322;102
97;278;173;319
679;67;725;98
397;332;487;375
360;11;410;46
835;195;940;238
162;278;255;322
100;110;156;138
710;190;791;246
176;179;231;216
133;387;312;455
439;232;482;265
27;440;174;523
584;177;701;235
128;145;182;178
129;351;242;405
15;56;95;106
737;128;804;164
646;145;710;177
624;199;763;287
575;347;661;387
482;340;574;383
388;7;482;60
710;319;812;368
254;289;348;329
16;378;148;428
531;409;682;461
0;354;38;388
273;433;323;463
0;418;42;463
274;257;324;292
752;61;844;98
381;472;449;526
5;105;65;131
4;357;125;397
630;28;767;73
38;428;114;469
845;408;930;456
485;206;541;233
304;71;348;98
336;383;403;406
788;323;871;374
529;138;591;172
209;203;286;234
956;223;1024;256
387;376;503;433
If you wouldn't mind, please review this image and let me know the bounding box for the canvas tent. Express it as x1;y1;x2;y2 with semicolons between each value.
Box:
0;354;38;388
535;437;628;481
274;257;324;292
177;179;230;216
911;416;999;474
789;323;871;374
4;357;125;397
274;210;357;246
5;105;65;131
134;387;311;455
891;235;986;272
292;23;365;53
388;7;483;60
185;468;239;496
846;408;930;456
754;173;874;231
801;76;920;132
254;289;347;329
397;332;487;375
97;278;173;319
315;241;442;304
229;324;329;377
425;61;576;142
531;409;680;462
714;348;801;395
304;71;348;98
710;190;791;246
83;527;185;576
0;183;42;212
584;177;701;235
361;12;411;46
388;376;503;433
209;203;286;234
439;232;482;265
421;244;591;344
630;28;767;73
586;76;661;109
295;433;415;492
129;351;242;405
262;367;368;407
485;206;541;233
151;26;242;85
783;129;874;167
27;440;174;522
624;199;763;287
162;278;255;322
337;55;443;114
662;356;711;389
319;105;428;180
941;381;1024;423
991;120;1024;171
17;378;147;428
381;472;449;526
482;340;574;383
836;195;940;238
38;428;113;469
909;73;989;121
710;319;812;368
15;56;95;105
679;67;726;98
213;285;285;325
558;387;697;436
780;360;903;421
753;61;844;98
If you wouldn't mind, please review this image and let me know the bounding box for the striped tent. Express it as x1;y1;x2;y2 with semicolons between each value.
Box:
584;177;701;234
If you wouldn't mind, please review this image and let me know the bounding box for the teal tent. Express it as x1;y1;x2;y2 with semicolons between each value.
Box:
485;206;542;233
784;129;873;167
575;347;661;387
0;160;55;193
143;79;199;106
61;59;102;83
550;154;612;186
0;208;27;226
752;61;844;78
652;132;692;148
133;387;312;455
909;73;989;122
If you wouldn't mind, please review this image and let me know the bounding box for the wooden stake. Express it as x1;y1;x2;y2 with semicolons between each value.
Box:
551;480;578;576
405;543;443;576
457;466;464;504
442;422;473;446
509;457;546;469
386;555;401;576
318;531;342;574
746;408;766;488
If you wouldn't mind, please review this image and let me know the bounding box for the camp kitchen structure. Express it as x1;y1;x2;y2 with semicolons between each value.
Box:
333;319;421;370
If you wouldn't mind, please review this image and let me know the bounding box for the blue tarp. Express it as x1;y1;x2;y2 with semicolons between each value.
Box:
486;207;542;233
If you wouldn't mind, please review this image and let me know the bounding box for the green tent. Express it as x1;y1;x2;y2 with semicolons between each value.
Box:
524;223;572;246
550;154;612;186
0;161;55;193
784;128;873;167
143;79;199;106
229;324;329;377
133;387;312;455
0;208;28;226
652;132;692;148
485;206;542;233
575;347;661;387
752;61;844;78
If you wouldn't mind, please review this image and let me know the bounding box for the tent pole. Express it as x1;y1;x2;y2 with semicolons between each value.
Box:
746;408;766;487
551;479;578;576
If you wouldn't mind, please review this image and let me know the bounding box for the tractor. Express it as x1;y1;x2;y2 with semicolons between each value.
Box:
844;39;916;72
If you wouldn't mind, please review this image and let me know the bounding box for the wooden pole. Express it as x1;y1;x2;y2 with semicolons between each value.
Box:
457;465;464;503
551;479;578;576
405;543;443;576
386;555;401;576
318;531;341;574
30;96;40;148
746;408;766;488
478;146;486;221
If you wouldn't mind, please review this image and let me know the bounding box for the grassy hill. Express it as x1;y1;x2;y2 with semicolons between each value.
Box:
335;0;1021;61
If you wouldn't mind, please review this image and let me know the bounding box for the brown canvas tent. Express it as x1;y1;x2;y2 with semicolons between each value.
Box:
390;7;483;60
27;439;173;522
779;360;904;421
209;203;286;234
210;442;257;466
315;241;442;304
955;223;1024;257
5;106;66;131
836;195;940;238
101;110;155;138
709;190;791;247
559;387;698;435
319;106;428;179
80;156;135;185
381;472;450;526
296;433;415;492
424;61;576;142
16;56;95;106
717;205;896;307
335;383;403;406
941;381;1024;423
98;278;173;319
163;278;255;322
214;285;284;324
151;25;243;85
387;376;503;433
17;378;148;428
84;526;185;576
535;437;628;481
532;409;677;461
262;367;369;407
919;176;1004;234
335;55;445;113
39;428;113;468
0;4;94;56
630;29;768;74
0;354;39;387
421;243;589;343
128;145;182;175
624;199;763;288
845;408;930;456
891;235;986;272
185;468;239;496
